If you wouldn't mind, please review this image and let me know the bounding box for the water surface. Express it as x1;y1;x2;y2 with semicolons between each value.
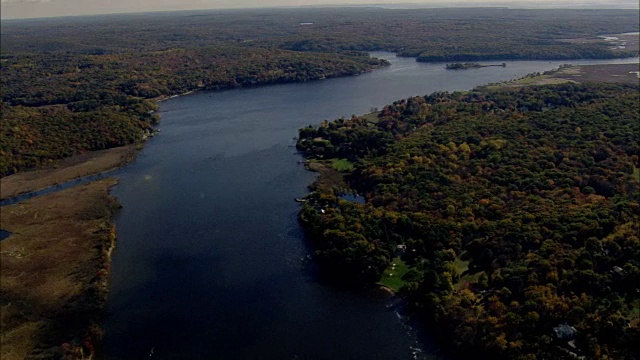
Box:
102;53;638;359
0;229;11;241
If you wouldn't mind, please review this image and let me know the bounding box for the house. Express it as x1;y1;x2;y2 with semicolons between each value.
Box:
612;266;626;277
554;324;578;340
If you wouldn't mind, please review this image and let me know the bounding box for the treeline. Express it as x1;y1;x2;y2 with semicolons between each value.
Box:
1;48;386;107
297;83;640;359
0;102;156;174
417;42;624;62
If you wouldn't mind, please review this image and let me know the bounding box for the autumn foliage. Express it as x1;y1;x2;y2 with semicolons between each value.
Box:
298;83;640;359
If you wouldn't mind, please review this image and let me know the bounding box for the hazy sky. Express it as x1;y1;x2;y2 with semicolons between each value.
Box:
1;0;638;20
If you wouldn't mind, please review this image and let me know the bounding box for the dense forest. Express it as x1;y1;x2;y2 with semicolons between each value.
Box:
0;47;384;175
297;83;640;359
2;8;638;58
1;7;638;176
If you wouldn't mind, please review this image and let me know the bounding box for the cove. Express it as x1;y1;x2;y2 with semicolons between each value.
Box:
101;53;638;359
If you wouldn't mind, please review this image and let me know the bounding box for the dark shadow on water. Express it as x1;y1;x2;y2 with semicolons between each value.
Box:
0;229;12;241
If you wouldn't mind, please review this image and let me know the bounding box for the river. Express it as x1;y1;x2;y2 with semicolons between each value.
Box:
100;53;638;359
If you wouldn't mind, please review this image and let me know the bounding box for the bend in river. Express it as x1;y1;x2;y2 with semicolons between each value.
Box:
101;53;639;359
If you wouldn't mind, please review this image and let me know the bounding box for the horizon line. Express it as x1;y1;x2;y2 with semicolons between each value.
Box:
2;2;638;21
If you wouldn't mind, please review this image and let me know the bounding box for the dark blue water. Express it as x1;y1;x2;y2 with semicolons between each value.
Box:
0;229;11;241
340;194;366;204
101;53;639;359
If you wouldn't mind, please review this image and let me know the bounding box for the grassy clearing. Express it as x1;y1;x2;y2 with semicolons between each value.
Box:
455;271;484;290
378;257;410;292
452;257;470;275
633;165;640;182
0;178;119;359
452;256;484;289
514;76;572;86
486;74;573;90
305;159;350;192
331;158;355;172
489;63;639;91
360;111;380;124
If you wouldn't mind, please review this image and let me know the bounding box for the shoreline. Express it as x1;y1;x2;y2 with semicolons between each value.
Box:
3;51;637;203
153;90;196;103
0;145;138;201
2;55;637;359
377;284;397;296
150;67;388;104
482;62;640;89
0;178;121;359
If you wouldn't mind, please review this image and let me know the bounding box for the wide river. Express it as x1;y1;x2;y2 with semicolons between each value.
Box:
101;53;638;359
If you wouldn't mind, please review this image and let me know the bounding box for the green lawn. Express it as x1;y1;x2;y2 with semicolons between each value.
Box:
378;257;409;292
360;111;380;124
452;256;470;274
331;158;355;172
452;255;484;289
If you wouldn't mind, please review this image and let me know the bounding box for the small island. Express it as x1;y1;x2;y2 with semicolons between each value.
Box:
446;62;507;70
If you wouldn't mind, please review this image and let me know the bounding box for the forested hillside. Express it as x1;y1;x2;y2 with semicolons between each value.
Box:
1;7;638;176
1;48;385;106
297;83;640;359
2;8;638;58
0;47;385;176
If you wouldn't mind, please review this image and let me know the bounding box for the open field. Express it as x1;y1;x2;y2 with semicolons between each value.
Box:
0;178;119;359
305;159;350;192
491;62;639;88
452;257;484;290
552;63;639;84
360;111;380;124
378;257;410;292
331;158;355;172
0;145;136;200
613;33;640;53
559;32;639;54
489;33;639;89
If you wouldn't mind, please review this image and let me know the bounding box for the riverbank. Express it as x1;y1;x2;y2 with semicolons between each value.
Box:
302;159;351;193
480;62;639;90
153;90;196;103
0;109;147;360
0;179;120;359
0;145;137;201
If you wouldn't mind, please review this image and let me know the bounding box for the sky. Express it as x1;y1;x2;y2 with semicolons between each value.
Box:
1;0;638;20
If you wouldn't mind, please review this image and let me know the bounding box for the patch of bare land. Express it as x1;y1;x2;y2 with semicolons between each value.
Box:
0;145;136;200
603;32;640;54
0;178;119;359
304;160;350;193
491;63;639;89
559;32;639;55
552;63;640;84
